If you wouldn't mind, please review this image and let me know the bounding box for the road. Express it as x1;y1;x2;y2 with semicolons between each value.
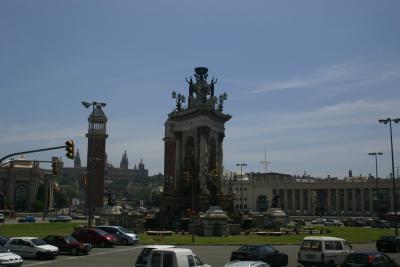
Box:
22;243;400;267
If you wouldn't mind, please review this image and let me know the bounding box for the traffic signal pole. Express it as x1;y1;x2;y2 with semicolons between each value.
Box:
0;145;66;165
0;141;74;165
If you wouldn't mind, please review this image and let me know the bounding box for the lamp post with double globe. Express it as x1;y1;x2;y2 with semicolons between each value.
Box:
379;117;400;236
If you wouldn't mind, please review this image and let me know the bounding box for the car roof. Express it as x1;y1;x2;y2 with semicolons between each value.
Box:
143;245;176;249
153;248;192;254
9;237;39;240
303;236;345;241
225;261;269;267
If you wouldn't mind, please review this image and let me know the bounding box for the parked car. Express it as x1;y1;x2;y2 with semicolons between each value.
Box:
376;235;400;253
145;247;211;267
17;216;36;223
324;219;343;227
95;225;139;245
4;237;58;259
43;235;91;255
311;218;326;225
230;245;288;267
224;261;270;267
297;236;352;267
0;213;4;223
48;215;72;223
0;236;9;246
71;228;117;247
0;245;23;266
372;219;392;229
342;252;399;267
135;245;176;267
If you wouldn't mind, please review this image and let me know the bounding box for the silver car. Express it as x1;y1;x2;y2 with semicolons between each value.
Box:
95;226;139;245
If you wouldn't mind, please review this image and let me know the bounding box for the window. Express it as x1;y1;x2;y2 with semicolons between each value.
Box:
187;255;195;267
244;188;247;191
324;241;335;250
244;205;247;209
194;256;203;266
333;241;343;250
163;253;174;267
301;240;322;251
244;198;247;201
150;251;161;267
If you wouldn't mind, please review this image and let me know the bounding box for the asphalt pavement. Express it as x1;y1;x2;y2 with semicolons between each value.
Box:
21;243;400;267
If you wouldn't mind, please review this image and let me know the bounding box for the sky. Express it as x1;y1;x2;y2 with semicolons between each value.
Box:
1;1;400;178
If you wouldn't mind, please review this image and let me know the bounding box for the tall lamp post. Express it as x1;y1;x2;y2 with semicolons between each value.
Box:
369;152;383;207
82;101;106;228
379;117;400;236
236;163;247;210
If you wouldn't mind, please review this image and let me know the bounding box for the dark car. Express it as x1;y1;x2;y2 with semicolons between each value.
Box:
0;236;9;246
71;228;117;248
43;235;92;255
342;252;399;267
376;236;400;253
230;245;288;267
17;215;36;223
373;220;392;229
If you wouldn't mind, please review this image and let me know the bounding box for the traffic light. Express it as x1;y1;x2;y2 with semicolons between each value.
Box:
52;157;59;175
65;140;74;159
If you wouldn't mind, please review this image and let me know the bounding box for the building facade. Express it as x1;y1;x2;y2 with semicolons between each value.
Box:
230;172;398;216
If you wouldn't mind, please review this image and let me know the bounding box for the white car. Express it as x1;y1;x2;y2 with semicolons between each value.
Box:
136;245;176;267
4;237;58;259
0;245;23;267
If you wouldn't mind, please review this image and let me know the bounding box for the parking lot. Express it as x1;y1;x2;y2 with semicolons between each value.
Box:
20;243;400;267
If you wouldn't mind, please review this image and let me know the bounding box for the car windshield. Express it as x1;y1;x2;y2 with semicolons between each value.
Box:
301;240;322;251
238;245;259;252
0;246;8;253
94;229;108;236
31;239;47;246
117;226;131;233
65;236;78;243
380;236;395;240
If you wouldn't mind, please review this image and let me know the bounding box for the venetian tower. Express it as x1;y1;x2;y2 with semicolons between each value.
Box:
162;67;232;223
86;105;108;212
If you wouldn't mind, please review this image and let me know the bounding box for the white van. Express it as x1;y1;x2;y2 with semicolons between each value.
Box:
297;236;353;267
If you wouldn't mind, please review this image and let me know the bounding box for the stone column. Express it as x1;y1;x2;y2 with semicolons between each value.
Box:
284;189;288;212
327;189;331;216
361;188;365;215
174;132;182;192
307;189;312;215
292;190;296;215
197;127;210;195
300;189;304;215
217;133;225;191
335;189;340;216
369;189;373;214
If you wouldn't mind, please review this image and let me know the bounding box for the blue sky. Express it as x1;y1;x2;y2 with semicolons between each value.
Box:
1;1;400;178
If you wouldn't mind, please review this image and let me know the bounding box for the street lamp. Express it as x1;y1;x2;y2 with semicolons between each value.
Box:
236;163;247;210
368;152;383;205
82;101;106;227
379;117;400;236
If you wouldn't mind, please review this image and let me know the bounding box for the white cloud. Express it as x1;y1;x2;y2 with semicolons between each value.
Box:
247;61;400;94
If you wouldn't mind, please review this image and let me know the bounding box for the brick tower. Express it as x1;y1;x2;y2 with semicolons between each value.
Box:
86;105;108;213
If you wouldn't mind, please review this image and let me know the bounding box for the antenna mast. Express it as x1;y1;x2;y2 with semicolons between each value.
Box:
260;144;271;173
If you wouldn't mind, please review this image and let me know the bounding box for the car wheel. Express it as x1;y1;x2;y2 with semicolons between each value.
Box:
121;239;128;246
71;248;78;256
